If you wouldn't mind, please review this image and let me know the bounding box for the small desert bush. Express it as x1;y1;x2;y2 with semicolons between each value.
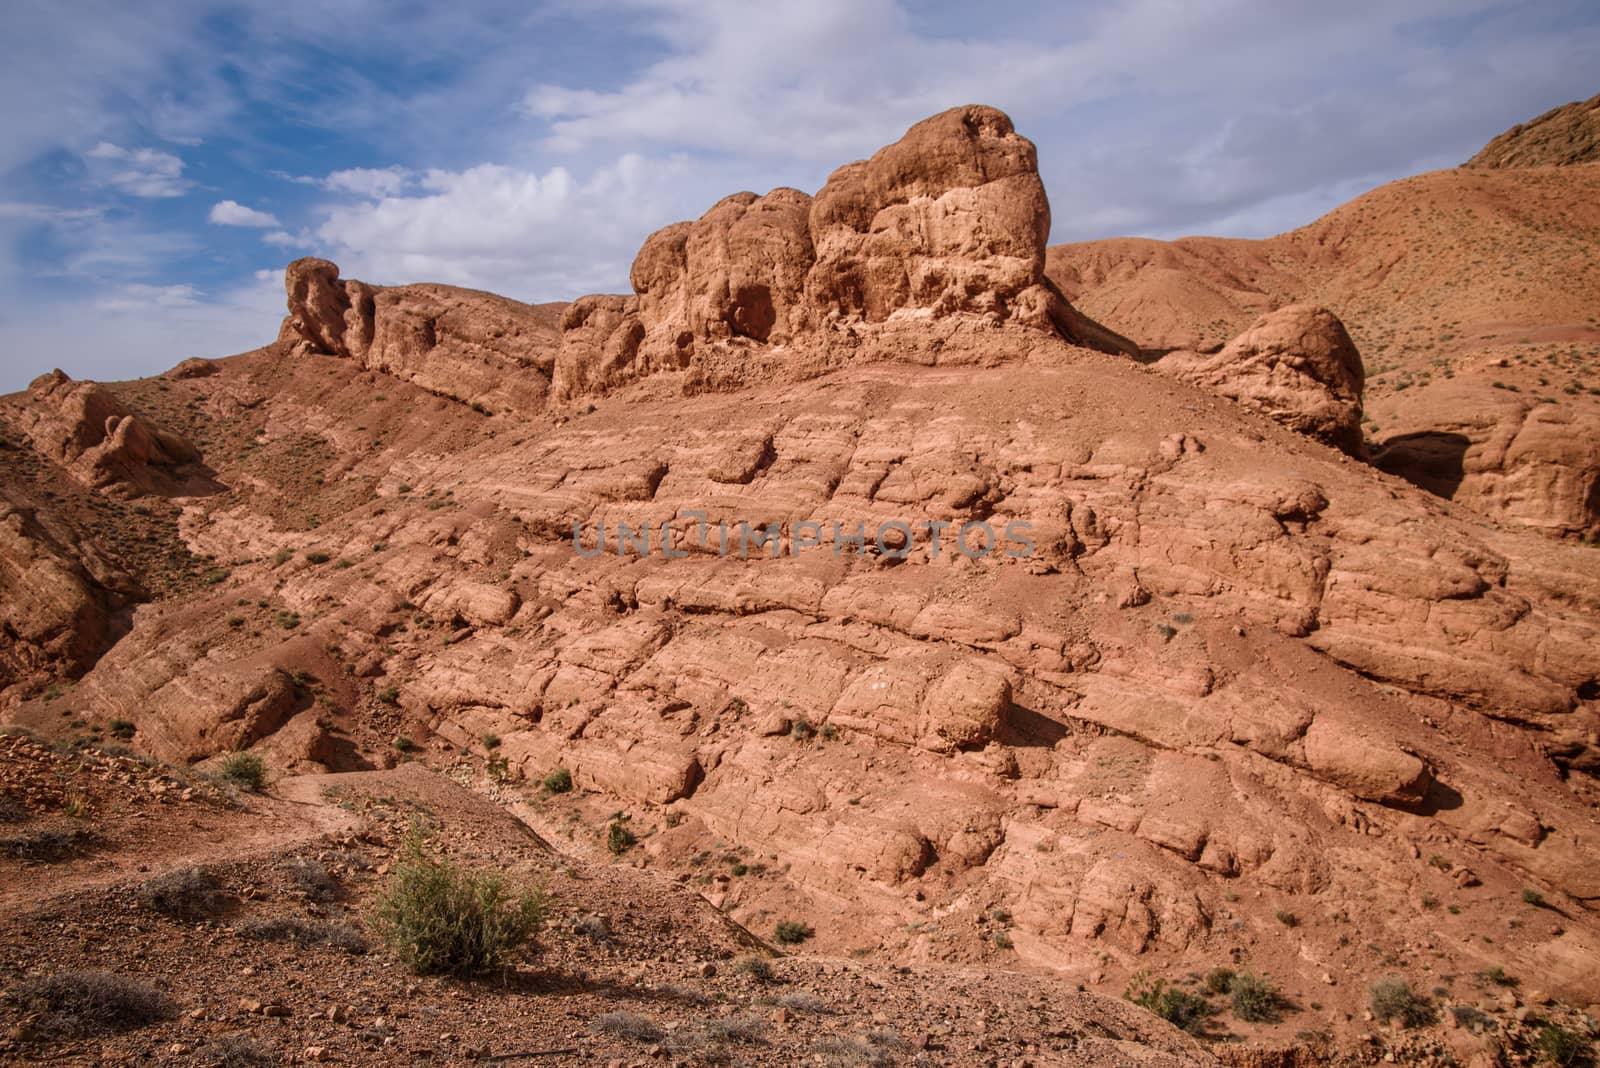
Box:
1203;966;1235;995
774;919;813;945
371;830;546;977
1451;1004;1496;1031
216;751;266;792
304;551;331;565
814;1034;896;1067
734;955;774;982
0;824;96;862
207;1033;276;1067
572;913;612;941
542;767;572;793
702;1014;768;1045
591;1011;663;1042
11;970;174;1036
1368;977;1436;1028
1125;971;1213;1035
282;857;341;901
606;820;637;855
1521;887;1546;907
1482;965;1518;987
140;866;224;919
773;990;831;1015
1228;969;1282;1023
236;914;367;954
1533;1022;1594;1067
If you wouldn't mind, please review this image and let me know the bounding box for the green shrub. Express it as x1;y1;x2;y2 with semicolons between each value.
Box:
393;735;416;753
735;955;774;982
1533;1022;1594;1067
216;752;266;792
774;920;814;945
481;733;501;750
371;831;546;977
542;767;572;793
1368;977;1436;1028
1275;909;1299;927
108;719;136;740
1203;967;1235;995
1482;965;1518;987
606;821;636;855
1228;970;1282;1023
1521;887;1546;907
1124;971;1213;1035
304;551;331;565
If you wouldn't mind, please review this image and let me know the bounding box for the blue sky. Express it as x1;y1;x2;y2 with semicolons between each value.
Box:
2;0;1597;391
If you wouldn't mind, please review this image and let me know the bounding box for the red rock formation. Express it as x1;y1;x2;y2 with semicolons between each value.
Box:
281;257;561;415
1157;305;1366;455
6;101;1600;1045
16;370;199;493
551;105;1136;403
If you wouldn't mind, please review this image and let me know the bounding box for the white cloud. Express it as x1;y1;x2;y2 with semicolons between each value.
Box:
209;200;281;227
262;230;303;248
323;167;413;197
95;282;201;312
84;142;189;198
309;153;699;299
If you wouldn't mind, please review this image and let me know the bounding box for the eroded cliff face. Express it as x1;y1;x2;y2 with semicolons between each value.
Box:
6;104;1600;1037
280;258;562;416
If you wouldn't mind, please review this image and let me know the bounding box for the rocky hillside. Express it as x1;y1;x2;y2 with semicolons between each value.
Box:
1047;149;1600;540
1465;92;1600;168
3;103;1600;1067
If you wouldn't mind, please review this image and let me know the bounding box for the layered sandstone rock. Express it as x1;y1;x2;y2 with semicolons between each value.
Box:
1371;373;1600;539
1465;91;1600;168
281;257;561;414
550;105;1135;404
0;491;122;690
1156;305;1365;455
16;370;200;493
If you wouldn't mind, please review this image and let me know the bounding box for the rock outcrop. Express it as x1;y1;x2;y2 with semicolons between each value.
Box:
550;105;1135;404
1465;91;1600;168
0;490;125;690
1156;305;1366;455
1371;373;1600;538
281;258;561;415
16;370;200;493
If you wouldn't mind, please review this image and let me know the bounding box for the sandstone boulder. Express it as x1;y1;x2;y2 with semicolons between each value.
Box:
1301;715;1433;807
1156;305;1365;454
